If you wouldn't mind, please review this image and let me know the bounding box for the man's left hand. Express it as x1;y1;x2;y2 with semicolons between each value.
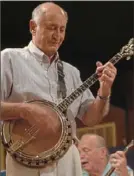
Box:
96;61;117;97
110;151;129;176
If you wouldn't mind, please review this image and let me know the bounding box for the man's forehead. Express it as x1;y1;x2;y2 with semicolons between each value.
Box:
79;135;97;146
41;6;66;18
40;11;67;24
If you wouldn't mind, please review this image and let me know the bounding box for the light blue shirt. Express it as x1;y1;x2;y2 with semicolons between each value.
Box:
82;162;133;176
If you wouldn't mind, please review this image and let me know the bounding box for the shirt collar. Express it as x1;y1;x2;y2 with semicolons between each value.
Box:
27;41;59;64
87;163;111;176
102;162;112;176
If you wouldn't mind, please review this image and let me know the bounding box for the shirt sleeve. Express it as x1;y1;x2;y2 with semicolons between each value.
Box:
1;49;13;101
73;68;95;120
127;166;134;176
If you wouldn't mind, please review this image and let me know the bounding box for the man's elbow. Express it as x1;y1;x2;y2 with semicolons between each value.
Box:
81;115;99;127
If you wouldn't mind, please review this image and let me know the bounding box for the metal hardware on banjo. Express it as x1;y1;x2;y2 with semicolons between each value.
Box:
105;140;134;176
1;38;134;168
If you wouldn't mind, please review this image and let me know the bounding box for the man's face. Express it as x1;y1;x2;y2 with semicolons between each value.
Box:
78;136;106;173
30;10;67;56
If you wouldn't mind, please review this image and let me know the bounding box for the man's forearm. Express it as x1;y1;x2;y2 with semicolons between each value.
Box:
0;102;23;121
82;96;110;127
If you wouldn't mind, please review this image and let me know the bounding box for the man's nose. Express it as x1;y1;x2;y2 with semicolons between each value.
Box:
53;28;60;38
80;152;86;159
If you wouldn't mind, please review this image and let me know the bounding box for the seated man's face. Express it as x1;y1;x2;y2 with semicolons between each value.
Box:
78;136;106;173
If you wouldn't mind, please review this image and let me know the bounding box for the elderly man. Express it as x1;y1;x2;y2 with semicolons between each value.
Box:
1;2;117;176
78;134;133;176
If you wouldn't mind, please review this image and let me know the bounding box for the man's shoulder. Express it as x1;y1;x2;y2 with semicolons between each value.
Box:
1;46;27;56
1;46;29;63
127;166;134;175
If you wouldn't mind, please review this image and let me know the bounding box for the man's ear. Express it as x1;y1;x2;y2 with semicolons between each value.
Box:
29;20;37;35
100;147;108;159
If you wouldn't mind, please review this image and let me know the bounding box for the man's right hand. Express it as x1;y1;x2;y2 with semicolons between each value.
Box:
20;102;61;135
1;101;61;135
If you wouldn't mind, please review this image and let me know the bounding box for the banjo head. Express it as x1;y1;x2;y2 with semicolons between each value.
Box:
1;100;73;167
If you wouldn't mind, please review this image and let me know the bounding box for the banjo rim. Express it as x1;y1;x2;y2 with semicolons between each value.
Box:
1;100;73;168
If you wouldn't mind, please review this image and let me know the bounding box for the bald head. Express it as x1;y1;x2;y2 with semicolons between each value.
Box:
29;2;67;57
32;2;68;24
80;134;107;148
78;134;109;174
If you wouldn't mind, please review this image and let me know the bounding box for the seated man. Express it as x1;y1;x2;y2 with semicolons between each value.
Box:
78;134;133;176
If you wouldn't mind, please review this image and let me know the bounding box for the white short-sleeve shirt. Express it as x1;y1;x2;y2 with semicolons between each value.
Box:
1;41;94;121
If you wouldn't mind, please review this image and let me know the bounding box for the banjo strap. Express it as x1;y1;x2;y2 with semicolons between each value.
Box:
57;59;67;100
57;59;78;145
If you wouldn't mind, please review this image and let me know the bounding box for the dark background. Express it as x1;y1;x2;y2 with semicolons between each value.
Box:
1;1;134;110
1;1;134;170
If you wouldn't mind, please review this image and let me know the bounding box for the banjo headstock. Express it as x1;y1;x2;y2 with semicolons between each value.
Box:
120;38;134;60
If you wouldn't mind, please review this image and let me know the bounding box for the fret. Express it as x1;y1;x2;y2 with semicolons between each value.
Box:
79;85;86;91
74;90;81;97
58;105;64;112
109;53;122;65
58;103;67;112
64;99;70;105
67;96;74;103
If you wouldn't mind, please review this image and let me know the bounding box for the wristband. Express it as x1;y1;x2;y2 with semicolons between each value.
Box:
97;94;110;101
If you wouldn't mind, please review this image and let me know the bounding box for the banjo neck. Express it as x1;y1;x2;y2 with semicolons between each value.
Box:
57;38;134;113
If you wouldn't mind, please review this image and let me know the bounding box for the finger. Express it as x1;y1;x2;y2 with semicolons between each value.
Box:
110;158;118;165
104;62;115;69
100;62;117;73
97;61;114;68
115;151;125;158
96;61;104;73
111;152;125;161
110;154;120;164
96;65;105;73
96;61;103;67
99;74;113;84
110;153;120;160
97;72;102;78
104;62;117;73
110;153;126;169
96;62;116;74
96;62;117;79
103;68;116;78
100;67;117;82
110;161;120;169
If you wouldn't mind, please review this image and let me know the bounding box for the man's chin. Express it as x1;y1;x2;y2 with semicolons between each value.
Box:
83;164;94;173
82;163;89;170
45;48;57;57
51;44;59;50
49;47;59;54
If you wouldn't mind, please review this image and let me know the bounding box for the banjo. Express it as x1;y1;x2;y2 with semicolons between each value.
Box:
1;38;134;168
